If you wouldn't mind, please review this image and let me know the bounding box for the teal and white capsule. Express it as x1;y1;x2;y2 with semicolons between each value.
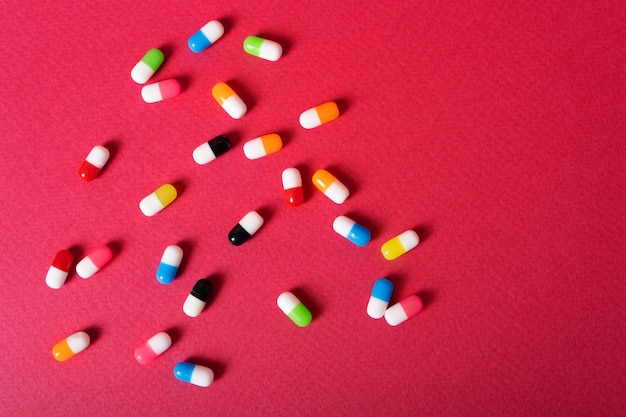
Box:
131;48;164;84
332;215;371;246
243;36;282;61
367;278;393;319
156;245;183;284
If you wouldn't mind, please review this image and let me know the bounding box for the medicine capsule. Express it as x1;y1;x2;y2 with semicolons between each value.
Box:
243;134;282;160
281;167;304;207
75;245;113;278
141;79;180;103
78;145;110;182
299;101;339;129
381;230;420;260
45;249;74;289
188;20;224;53
139;184;177;217
332;215;371;246
130;48;164;84
156;245;183;284
243;36;282;61
312;169;349;204
192;135;231;165
174;362;214;387
277;292;312;327
183;278;213;317
212;82;247;119
384;295;423;326
367;278;393;319
134;331;172;364
52;331;90;361
228;211;264;246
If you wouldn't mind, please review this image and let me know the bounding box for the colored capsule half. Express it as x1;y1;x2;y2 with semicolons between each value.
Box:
381;230;419;260
282;167;304;207
193;135;231;165
277;292;312;327
156;245;183;284
384;295;423;326
367;278;393;319
228;211;264;246
243;134;282;160
174;362;214;387
243;36;282;61
312;169;350;204
141;79;180;103
75;245;112;278
52;331;90;361
139;184;177;216
78;145;110;182
131;48;164;84
212;82;247;119
183;278;213;317
45;249;74;289
134;331;172;364
332;215;371;246
299;101;339;129
188;20;224;53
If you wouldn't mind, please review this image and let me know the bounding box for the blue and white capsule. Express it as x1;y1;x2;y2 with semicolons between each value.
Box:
367;278;394;319
332;215;371;246
174;362;214;387
188;20;224;53
156;245;183;284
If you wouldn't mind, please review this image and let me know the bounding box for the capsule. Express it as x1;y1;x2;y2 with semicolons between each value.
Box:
174;362;214;387
52;331;90;361
332;215;371;246
75;245;112;278
381;230;419;260
312;169;349;204
192;135;231;165
212;82;247;119
141;79;180;103
243;36;282;61
130;48;164;84
299;101;339;129
367;278;393;319
45;249;74;289
243;134;282;160
188;20;224;53
183;278;213;317
228;211;264;246
277;292;312;327
139;184;177;217
384;295;423;326
78;145;110;182
156;245;183;284
134;331;172;364
281;167;304;207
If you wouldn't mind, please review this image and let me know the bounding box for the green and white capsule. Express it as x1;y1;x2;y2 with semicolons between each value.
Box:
243;36;282;61
277;292;312;327
131;48;164;84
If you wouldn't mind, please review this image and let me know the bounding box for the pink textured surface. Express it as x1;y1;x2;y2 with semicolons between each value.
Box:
1;1;626;416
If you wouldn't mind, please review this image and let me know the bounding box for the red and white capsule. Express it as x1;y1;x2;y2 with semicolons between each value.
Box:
75;245;113;278
45;249;74;289
384;295;423;326
281;168;304;207
134;331;172;364
78;145;110;182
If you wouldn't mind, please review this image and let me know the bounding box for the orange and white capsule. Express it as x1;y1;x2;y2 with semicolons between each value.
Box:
243;134;282;160
299;101;339;129
282;168;304;207
312;169;349;204
52;331;90;361
212;82;247;119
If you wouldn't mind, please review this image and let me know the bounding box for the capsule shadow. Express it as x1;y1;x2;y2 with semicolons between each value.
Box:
158;43;175;62
218;16;234;35
334;98;350;116
275;129;294;147
175;240;194;278
171;179;188;198
417;289;436;310
177;75;191;93
100;140;120;177
413;223;433;244
185;356;226;380
164;326;183;346
84;326;102;345
107;240;124;258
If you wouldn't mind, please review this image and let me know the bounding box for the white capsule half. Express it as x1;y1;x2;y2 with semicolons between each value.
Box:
183;295;206;318
85;146;110;169
239;211;264;235
193;142;217;164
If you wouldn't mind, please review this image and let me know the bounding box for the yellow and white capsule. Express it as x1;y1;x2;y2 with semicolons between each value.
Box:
212;82;247;119
139;184;177;217
243;134;282;160
381;230;420;260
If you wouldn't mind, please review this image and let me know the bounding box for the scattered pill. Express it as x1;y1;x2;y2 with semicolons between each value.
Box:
52;331;90;361
243;134;282;160
75;245;112;278
78;145;110;182
134;331;172;364
299;101;339;129
384;295;423;326
156;245;183;284
367;278;393;319
332;215;371;246
45;249;74;289
312;169;349;204
141;79;180;103
188;20;224;53
192;135;232;165
381;230;419;260
212;82;247;119
183;278;213;317
277;292;312;327
243;36;282;61
281;167;304;207
174;362;214;387
130;48;164;84
228;211;264;246
139;184;177;217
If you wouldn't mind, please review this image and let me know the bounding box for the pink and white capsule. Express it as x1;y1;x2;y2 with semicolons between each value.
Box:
141;79;180;103
384;295;423;326
134;331;172;364
75;245;113;278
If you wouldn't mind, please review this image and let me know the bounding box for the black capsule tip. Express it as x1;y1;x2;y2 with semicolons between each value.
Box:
190;278;213;301
208;135;232;157
228;224;251;246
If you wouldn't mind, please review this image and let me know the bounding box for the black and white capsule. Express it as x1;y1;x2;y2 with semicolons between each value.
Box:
228;211;264;246
183;278;213;317
192;135;232;165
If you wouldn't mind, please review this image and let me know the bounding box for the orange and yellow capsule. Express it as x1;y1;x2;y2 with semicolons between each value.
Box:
52;331;90;361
